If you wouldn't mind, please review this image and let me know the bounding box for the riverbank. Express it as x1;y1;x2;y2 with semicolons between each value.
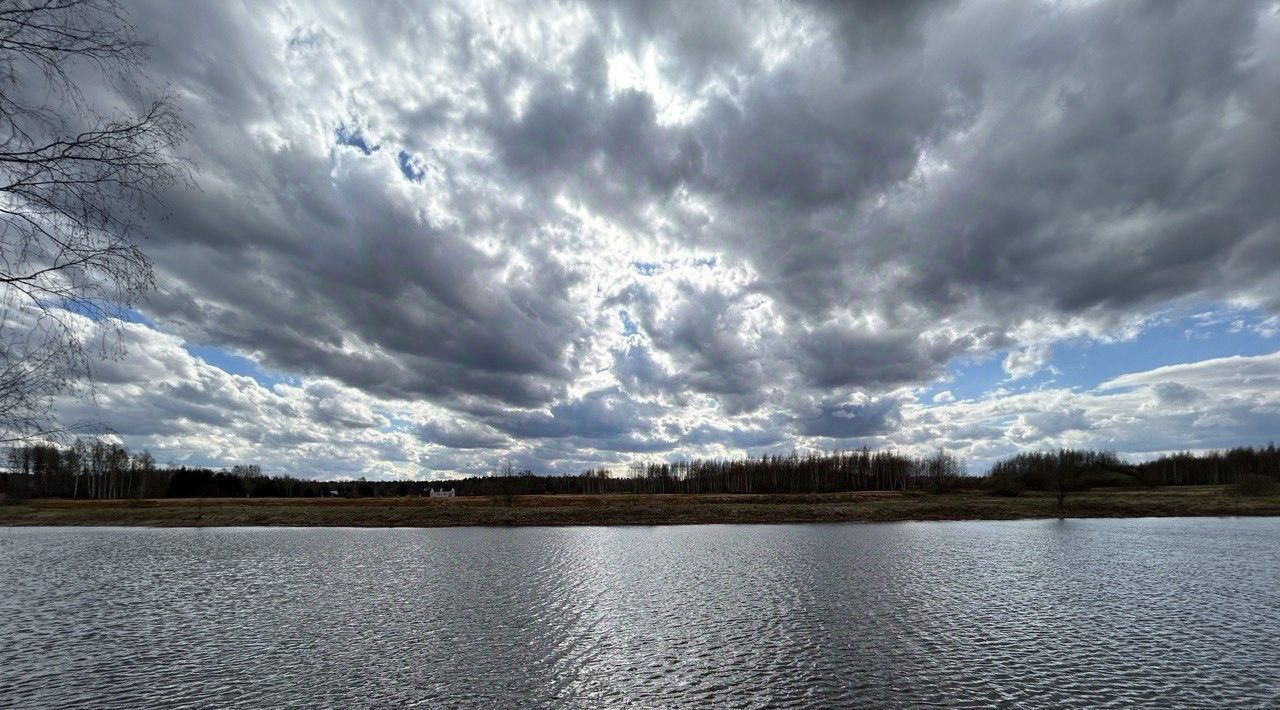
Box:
1;486;1277;527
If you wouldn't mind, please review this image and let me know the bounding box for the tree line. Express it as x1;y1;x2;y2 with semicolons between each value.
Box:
0;444;967;500
0;440;281;500
986;444;1280;499
3;441;1276;501
418;449;969;500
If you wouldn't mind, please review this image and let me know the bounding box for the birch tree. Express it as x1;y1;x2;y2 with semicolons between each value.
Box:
0;0;189;441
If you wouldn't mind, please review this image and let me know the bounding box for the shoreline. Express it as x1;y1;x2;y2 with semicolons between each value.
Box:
2;487;1278;528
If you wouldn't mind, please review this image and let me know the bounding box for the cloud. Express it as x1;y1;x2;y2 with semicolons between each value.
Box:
42;309;1280;478
15;0;1280;477
1005;408;1091;443
1151;382;1204;408
1100;352;1280;394
795;395;903;440
912;351;1280;467
416;420;509;450
1002;345;1051;381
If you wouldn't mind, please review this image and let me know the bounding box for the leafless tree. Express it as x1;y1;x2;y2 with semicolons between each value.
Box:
0;0;189;442
232;463;262;497
495;459;519;506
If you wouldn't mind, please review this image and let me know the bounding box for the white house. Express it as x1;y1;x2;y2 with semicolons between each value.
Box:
429;488;456;498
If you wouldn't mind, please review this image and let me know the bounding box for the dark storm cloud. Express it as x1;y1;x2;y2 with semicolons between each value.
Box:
694;58;959;211
139;132;578;402
802;0;945;52
482;35;703;223
869;1;1275;321
487;387;653;441
795;326;967;390
795;396;902;439
416;420;510;450
114;1;592;412
638;0;1280;397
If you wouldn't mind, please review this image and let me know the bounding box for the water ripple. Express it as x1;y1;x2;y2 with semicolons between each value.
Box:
1;518;1278;708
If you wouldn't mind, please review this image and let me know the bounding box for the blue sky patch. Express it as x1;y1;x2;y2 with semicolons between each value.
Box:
397;150;425;182
335;124;378;155
184;345;293;387
932;305;1280;402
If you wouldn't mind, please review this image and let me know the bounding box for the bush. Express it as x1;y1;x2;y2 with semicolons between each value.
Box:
1077;469;1140;488
986;475;1024;497
1232;474;1277;497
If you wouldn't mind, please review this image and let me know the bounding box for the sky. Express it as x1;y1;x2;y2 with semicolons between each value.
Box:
47;0;1280;478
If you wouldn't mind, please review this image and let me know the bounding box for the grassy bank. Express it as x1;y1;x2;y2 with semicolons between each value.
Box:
1;486;1278;527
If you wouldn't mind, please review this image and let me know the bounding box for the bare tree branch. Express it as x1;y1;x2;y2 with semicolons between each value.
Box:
0;0;190;442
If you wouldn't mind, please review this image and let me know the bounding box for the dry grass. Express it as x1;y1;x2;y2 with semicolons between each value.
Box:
1;486;1277;527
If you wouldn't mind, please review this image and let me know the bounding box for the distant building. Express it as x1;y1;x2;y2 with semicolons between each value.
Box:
429;488;456;498
328;489;341;497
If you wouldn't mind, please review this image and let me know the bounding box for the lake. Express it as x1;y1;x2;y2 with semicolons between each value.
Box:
1;518;1277;708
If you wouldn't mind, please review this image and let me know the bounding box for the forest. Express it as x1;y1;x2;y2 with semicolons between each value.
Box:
1;441;1277;501
986;445;1280;498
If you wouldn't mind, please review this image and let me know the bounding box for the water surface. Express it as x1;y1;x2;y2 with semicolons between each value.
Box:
1;518;1277;708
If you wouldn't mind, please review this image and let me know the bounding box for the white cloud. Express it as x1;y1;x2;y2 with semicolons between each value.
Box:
1002;345;1051;381
51;309;1280;477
